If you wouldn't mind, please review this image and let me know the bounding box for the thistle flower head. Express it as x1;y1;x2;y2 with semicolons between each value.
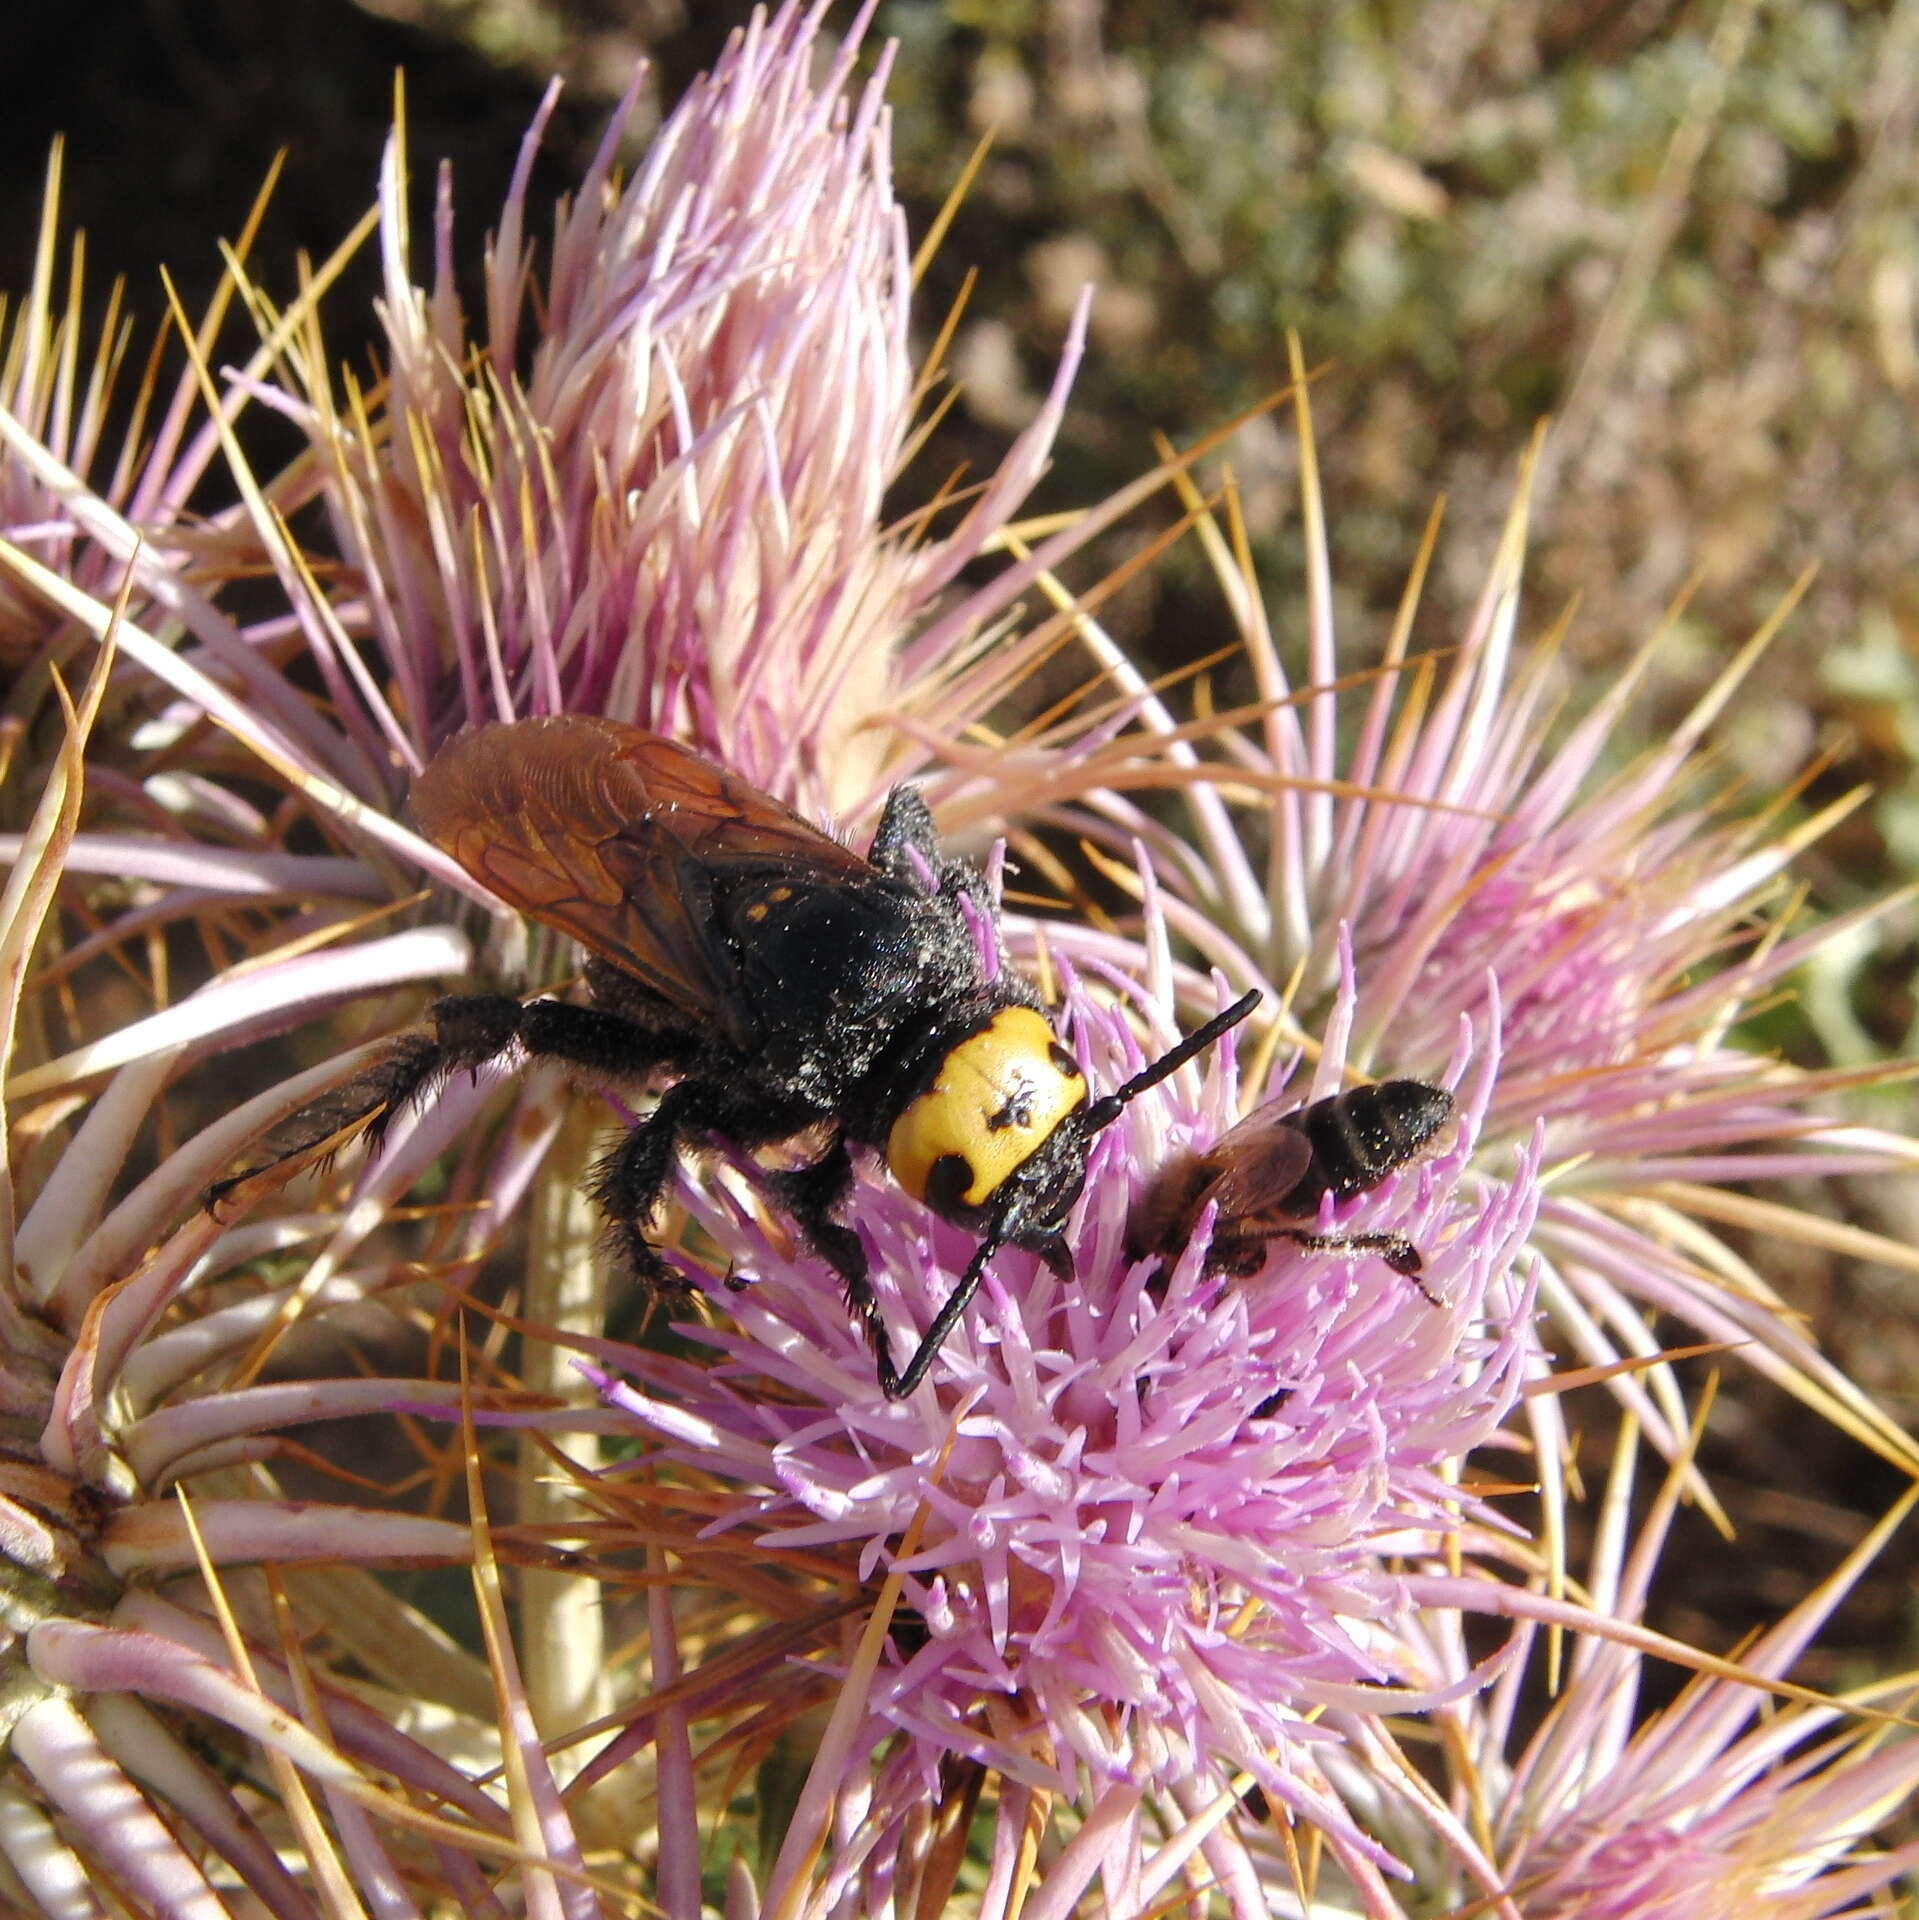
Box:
1419;1426;1919;1920
284;0;1083;814
0;650;629;1912
600;887;1543;1877
0;146;245;671
579;388;1919;1905
1121;412;1919;1492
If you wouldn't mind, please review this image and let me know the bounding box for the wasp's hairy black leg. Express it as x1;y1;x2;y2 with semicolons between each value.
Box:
765;1138;900;1373
206;993;702;1213
591;1077;818;1291
513;997;703;1080
870;781;1010;942
202;1027;449;1210
869;783;945;877
426;993;525;1073
766;1138;866;1285
204;997;520;1210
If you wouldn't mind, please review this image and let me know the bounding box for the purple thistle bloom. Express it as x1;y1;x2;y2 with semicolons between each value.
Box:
1390;1430;1919;1920
0;148;260;672
575;400;1919;1905
276;0;1085;812
597;882;1545;1891
1095;418;1919;1484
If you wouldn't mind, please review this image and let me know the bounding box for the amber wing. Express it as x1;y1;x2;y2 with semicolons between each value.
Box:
1191;1112;1316;1222
411;716;871;1042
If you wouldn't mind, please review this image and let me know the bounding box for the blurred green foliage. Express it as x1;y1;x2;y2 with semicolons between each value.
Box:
881;2;1914;681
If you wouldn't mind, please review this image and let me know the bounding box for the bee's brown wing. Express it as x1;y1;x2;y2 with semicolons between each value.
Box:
411;716;870;1046
1198;1111;1316;1223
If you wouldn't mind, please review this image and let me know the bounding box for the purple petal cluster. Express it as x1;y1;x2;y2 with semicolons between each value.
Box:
1111;449;1919;1481
601;926;1541;1865
287;0;1082;811
0;156;234;669
1395;1433;1919;1919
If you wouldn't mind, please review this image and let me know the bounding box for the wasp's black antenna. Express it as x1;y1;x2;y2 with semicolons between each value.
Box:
1081;988;1262;1134
881;1203;1013;1400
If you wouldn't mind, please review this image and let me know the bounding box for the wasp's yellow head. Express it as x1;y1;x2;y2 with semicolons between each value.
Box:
886;1007;1088;1220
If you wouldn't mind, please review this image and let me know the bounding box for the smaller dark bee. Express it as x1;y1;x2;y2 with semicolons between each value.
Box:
1132;1079;1455;1303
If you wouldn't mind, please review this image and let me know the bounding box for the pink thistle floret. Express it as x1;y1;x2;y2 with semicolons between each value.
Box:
284;0;1084;813
1131;422;1919;1479
599;912;1542;1861
1522;1817;1874;1920
1441;1529;1919;1920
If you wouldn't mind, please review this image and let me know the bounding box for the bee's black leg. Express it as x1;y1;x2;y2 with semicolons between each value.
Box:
590;1078;816;1291
206;994;699;1211
766;1139;865;1286
1271;1228;1439;1305
202;995;527;1209
766;1139;908;1378
514;999;701;1079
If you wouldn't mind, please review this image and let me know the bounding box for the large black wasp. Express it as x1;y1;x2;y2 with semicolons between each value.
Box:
213;715;1259;1398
